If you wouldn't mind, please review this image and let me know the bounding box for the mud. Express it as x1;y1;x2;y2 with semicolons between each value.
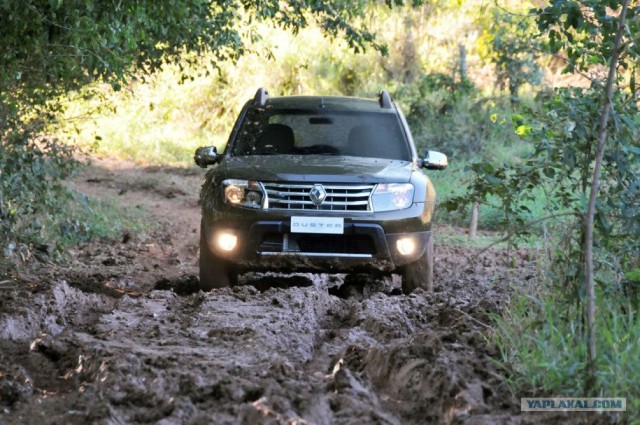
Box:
0;159;600;424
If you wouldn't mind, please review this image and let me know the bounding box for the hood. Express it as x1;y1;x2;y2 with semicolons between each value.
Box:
220;154;414;183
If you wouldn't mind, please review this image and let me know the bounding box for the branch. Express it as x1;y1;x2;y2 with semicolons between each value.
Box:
47;43;113;68
532;46;605;88
26;4;79;32
492;0;533;18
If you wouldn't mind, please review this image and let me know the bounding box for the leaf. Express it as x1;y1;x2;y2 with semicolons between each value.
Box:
623;145;640;155
564;121;575;137
511;114;524;126
543;167;556;178
482;163;495;174
485;175;503;185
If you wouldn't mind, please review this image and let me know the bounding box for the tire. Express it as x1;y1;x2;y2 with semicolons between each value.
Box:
199;227;238;291
400;236;434;294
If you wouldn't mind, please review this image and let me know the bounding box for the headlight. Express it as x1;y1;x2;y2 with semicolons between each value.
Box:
222;179;264;209
371;183;414;212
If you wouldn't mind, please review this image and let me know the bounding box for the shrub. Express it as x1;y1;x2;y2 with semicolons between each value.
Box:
0;115;78;260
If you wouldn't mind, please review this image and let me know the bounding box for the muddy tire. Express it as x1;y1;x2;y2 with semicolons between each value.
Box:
199;229;238;291
400;236;433;293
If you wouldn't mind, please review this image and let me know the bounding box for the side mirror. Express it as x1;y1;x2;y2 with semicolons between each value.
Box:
194;146;219;168
421;150;448;170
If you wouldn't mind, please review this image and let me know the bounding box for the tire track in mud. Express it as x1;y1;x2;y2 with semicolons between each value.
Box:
1;262;526;424
0;161;555;424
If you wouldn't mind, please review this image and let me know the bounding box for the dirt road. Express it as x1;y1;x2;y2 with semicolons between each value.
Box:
0;160;565;424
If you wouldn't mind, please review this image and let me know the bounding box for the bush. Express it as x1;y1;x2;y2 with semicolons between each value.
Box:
0;115;79;260
492;288;640;423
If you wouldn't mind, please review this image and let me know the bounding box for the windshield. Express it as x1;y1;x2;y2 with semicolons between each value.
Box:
231;108;411;160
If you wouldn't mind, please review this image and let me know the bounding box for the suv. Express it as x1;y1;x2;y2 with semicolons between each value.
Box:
195;88;447;293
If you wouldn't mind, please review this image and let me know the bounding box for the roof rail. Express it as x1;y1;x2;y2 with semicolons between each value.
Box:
254;87;270;107
379;90;392;109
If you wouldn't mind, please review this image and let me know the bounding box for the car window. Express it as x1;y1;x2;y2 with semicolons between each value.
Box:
231;109;410;160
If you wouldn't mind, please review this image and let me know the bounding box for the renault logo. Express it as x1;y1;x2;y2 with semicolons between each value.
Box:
309;184;327;206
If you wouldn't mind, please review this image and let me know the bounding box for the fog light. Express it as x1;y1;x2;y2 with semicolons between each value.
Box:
216;232;237;251
397;238;416;256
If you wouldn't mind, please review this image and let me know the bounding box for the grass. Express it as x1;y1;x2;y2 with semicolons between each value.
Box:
51;190;150;250
492;291;640;424
437;231;508;250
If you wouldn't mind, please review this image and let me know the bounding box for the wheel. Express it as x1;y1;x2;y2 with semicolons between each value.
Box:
199;226;238;291
400;236;434;294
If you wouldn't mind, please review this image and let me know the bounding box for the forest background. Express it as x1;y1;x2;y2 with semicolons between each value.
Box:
0;0;638;421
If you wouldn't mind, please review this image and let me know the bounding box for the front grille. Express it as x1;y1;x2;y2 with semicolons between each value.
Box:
262;182;374;212
297;234;375;254
258;233;376;255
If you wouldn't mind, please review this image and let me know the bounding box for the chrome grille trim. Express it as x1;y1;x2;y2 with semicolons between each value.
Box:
262;182;375;212
259;252;372;258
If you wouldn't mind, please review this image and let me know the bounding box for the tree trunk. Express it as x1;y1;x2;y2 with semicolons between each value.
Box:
469;202;479;239
584;0;629;385
459;45;467;83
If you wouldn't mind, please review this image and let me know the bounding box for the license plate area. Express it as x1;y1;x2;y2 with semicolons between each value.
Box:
290;216;344;234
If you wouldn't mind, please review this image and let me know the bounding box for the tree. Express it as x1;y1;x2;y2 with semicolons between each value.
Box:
577;0;630;380
1;1;395;100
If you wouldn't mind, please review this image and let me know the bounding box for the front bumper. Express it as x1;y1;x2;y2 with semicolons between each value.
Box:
202;218;432;273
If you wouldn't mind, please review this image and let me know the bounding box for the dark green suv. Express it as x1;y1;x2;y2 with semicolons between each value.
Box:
195;88;447;293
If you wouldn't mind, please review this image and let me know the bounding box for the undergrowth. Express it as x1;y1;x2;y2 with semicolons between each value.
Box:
56;191;149;247
492;289;640;424
0;108;149;264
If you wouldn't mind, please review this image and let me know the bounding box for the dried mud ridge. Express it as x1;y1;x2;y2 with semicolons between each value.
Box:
0;161;580;424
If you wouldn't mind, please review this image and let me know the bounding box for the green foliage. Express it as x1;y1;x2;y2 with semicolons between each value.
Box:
442;0;640;290
472;0;640;407
0;113;147;260
446;87;639;291
0;116;77;259
478;4;543;99
535;89;639;263
492;290;640;423
536;0;640;85
1;0;386;97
